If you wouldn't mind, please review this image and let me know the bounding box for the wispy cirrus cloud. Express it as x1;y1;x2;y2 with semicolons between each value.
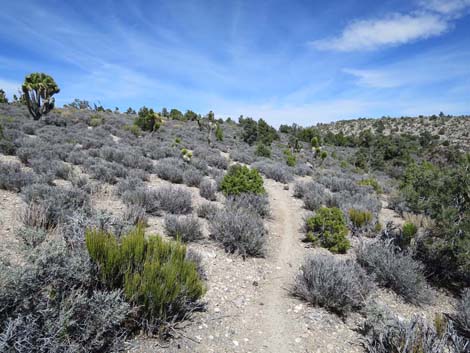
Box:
312;13;448;51
312;0;470;52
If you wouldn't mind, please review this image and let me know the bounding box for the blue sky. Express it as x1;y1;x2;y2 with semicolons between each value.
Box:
1;0;469;126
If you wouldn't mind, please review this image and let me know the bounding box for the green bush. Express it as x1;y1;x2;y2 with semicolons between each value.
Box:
402;222;418;243
358;178;383;193
255;143;271;158
134;107;162;132
220;164;265;196
86;226;205;324
305;207;350;253
283;149;296;167
215;124;223;141
89;114;104;127
349;208;373;228
123;124;142;137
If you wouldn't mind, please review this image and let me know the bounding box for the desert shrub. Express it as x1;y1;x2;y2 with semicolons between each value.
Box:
252;160;293;183
283;149;297;167
209;207;266;257
0;162;35;192
16;226;48;248
19;202;49;230
134;106;162;132
185;249;206;280
358;178;383;193
349;208;373;228
164;215;203;242
182;168;203;187
30;158;72;180
123;205;148;226
293;254;372;316
305;207;350;253
199;178;217;200
22;184;91;227
85;226;205;325
294;163;312;176
402;222;418;243
121;186;160;214
356;241;431;305
155;157;185;183
115;176;145;196
220;164;265;196
226;193;270;218
361;305;465;353
206;153;228;170
300;183;329;211
86;160;128;184
450;289;470;338
230;149;255;164
197;202;219;219
154;185;192;214
0;241;130;352
255;143;271;158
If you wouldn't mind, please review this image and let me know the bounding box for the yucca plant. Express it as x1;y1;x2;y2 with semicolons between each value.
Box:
22;73;60;120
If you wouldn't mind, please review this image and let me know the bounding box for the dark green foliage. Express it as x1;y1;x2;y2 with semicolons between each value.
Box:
134;107;162;132
293;254;372;316
215;123;223;141
402;222;418;243
22;73;60;120
356;241;431;305
239;117;278;146
305;207;350;253
358;178;383;193
169;108;184;120
86;226;205;325
283;149;297;166
255;143;271;158
220;164;265;196
0;89;7;103
400;156;470;290
349;208;373;228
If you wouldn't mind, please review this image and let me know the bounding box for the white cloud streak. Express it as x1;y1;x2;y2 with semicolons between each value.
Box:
312;13;448;51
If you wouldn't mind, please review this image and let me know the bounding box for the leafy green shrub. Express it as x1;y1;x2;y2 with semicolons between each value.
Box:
123;124;142;136
89;114;104;127
349;208;373;228
220;164;265;196
283;149;297;167
293;254;372;316
305;207;350;253
86;226;205;325
358;178;383;193
215;123;223;141
134;107;162;132
402;222;418;243
255;143;271;158
356;241;431;305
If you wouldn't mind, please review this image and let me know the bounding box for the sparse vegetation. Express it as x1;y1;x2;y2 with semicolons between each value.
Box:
293;254;372;315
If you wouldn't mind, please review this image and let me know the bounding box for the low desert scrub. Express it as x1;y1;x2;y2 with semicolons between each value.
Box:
304;207;350;254
86;226;205;326
293;254;373;316
16;226;48;248
209;207;266;257
183;168;203;187
220;164;265;196
121;186;160;214
251;160;293;183
361;303;467;353
29;158;72;180
226;193;270;218
123;204;148;226
358;178;383;193
450;289;470;338
155;185;192;214
197;202;219;219
199;178;217;200
356;241;431;305
164;215;203;242
22;184;91;228
155;157;185;183
0;162;35;192
116;176;145;196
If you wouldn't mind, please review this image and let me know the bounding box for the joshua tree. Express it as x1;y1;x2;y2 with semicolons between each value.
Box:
0;89;8;103
22;73;60;120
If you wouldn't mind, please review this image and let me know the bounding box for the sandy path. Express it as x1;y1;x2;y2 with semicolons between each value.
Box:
239;179;308;353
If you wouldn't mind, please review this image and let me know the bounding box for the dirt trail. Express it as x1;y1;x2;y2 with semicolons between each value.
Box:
239;179;308;353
